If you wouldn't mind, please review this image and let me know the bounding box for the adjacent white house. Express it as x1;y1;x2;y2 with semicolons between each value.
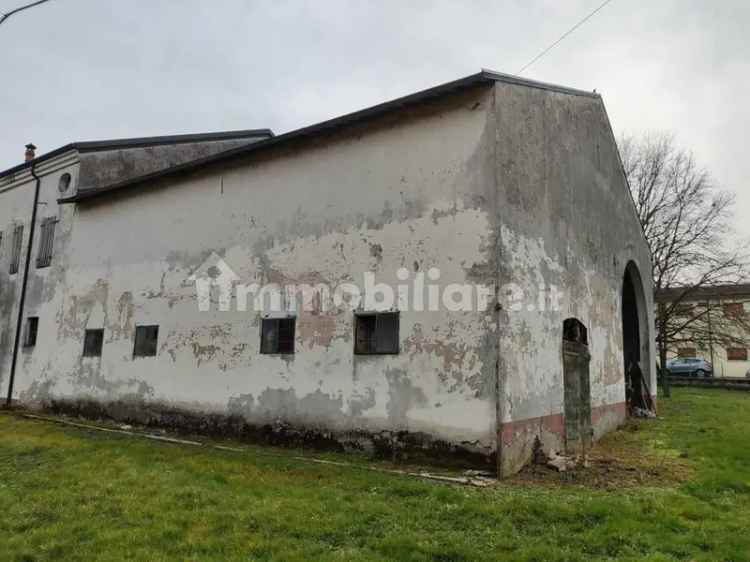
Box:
0;70;655;476
657;284;750;378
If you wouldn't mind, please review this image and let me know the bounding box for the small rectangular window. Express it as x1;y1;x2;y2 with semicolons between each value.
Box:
83;329;104;357
9;224;23;275
133;325;159;357
674;304;693;317
727;348;748;361
36;218;57;269
354;312;399;354
723;303;745;318
23;317;39;348
260;317;295;354
677;348;697;358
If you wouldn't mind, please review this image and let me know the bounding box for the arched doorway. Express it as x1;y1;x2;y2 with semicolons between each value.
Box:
622;261;653;413
562;318;592;455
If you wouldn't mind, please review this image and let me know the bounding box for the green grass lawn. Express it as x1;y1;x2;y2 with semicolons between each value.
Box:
1;388;749;562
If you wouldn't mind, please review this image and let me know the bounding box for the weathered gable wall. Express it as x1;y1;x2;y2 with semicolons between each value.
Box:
13;86;501;465
491;82;654;474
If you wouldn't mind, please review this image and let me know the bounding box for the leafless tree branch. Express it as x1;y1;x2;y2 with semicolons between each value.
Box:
0;0;52;28
620;131;750;393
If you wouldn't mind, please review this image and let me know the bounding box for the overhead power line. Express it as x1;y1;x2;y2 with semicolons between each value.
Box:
0;0;52;28
517;0;615;75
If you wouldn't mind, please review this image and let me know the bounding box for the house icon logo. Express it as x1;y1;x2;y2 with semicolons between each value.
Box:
187;252;240;312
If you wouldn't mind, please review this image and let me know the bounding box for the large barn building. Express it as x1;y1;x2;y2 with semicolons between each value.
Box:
0;70;655;476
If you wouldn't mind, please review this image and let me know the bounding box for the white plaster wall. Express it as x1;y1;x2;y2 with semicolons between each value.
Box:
12;87;500;454
0;155;79;399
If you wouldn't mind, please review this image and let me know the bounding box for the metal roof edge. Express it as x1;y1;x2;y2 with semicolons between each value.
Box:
74;128;274;152
1;129;274;180
479;69;600;99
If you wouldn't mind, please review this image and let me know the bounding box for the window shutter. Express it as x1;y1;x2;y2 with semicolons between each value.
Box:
375;313;399;354
261;319;279;354
355;315;375;354
10;225;23;274
36;218;57;268
278;319;295;353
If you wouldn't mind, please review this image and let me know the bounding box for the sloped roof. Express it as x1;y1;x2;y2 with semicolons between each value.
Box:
0;129;273;180
60;69;599;205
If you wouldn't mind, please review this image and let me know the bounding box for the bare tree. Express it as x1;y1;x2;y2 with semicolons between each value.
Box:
619;132;748;396
0;0;51;28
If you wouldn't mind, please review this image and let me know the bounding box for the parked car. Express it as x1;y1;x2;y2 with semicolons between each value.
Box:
666;357;713;377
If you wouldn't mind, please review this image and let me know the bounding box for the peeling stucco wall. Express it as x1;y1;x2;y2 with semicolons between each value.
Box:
1;79;654;475
491;82;654;475
0;155;79;401
7;86;501;466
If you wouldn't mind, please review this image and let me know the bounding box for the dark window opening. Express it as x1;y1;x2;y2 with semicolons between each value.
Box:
260;317;295;354
58;173;72;193
678;348;697;358
727;348;748;361
723;302;745;317
355;312;399;354
23;317;39;348
9;224;23;275
674;303;694;317
36;218;57;269
133;325;159;357
563;318;588;345
83;329;104;358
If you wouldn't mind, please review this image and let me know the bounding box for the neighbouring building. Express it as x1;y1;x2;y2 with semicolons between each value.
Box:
0;70;655;476
656;284;750;378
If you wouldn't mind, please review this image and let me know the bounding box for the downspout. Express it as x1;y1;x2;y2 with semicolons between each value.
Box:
490;84;505;477
5;162;41;407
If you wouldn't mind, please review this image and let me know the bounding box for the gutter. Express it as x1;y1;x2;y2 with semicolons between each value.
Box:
5;161;42;407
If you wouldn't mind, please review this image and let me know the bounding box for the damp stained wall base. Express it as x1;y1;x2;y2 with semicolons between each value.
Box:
32;397;498;471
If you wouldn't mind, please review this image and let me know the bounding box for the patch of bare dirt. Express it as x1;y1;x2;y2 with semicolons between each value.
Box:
512;420;693;490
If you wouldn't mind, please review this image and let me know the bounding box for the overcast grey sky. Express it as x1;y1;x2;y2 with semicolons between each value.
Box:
1;0;748;238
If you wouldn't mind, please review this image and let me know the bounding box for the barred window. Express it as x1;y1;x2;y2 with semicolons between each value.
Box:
727;348;748;361
354;312;399;354
260;317;295;354
83;329;104;358
9;224;23;275
133;325;159;358
36;218;57;269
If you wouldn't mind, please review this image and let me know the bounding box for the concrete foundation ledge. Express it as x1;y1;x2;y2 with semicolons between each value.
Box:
34;398;497;471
